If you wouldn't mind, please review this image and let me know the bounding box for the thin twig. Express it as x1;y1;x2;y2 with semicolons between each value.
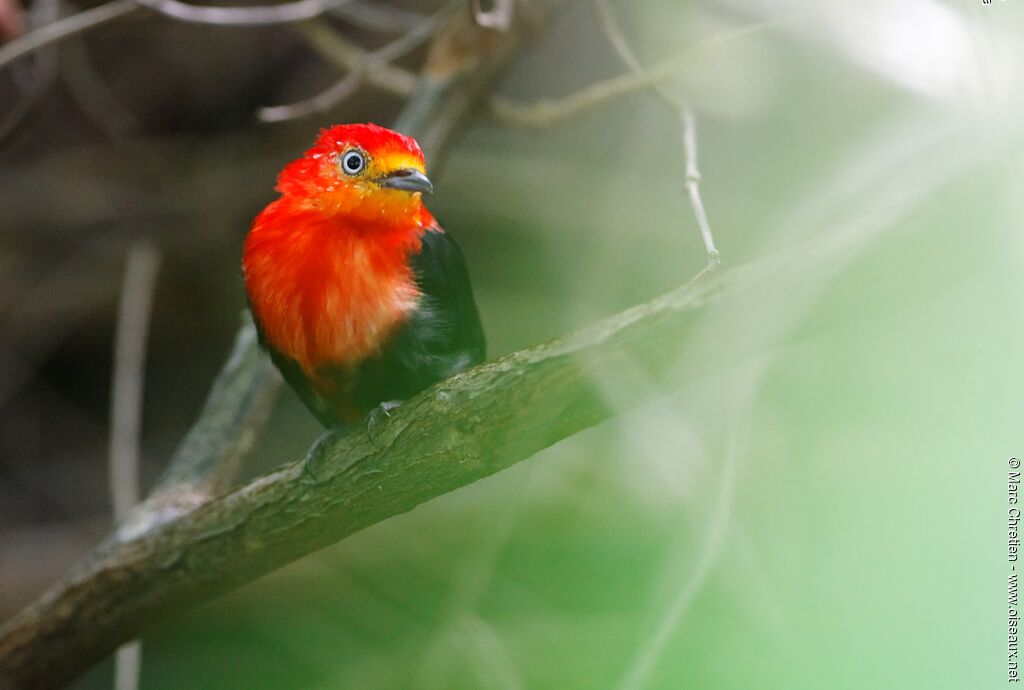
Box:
593;0;683;107
132;0;352;26
681;109;720;271
375;0;463;64
108;241;160;523
258;72;363;123
595;0;719;271
297;19;418;91
616;378;749;690
108;240;161;690
0;0;361;73
259;20;416;122
259;0;459;123
330;0;426;34
489;18;783;129
299;19;417;93
0;0;136;72
488;65;680;127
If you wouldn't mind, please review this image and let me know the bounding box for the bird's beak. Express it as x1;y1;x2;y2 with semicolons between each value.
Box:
379;168;433;194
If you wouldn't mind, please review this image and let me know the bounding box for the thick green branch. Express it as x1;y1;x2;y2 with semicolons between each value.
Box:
0;252;751;689
0;227;867;689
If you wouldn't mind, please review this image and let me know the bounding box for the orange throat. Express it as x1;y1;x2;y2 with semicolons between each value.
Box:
243;200;427;383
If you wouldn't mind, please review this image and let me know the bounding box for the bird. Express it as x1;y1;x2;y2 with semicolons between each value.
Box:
242;123;485;429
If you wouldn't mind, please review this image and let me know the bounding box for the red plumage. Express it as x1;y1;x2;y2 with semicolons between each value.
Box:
243;123;485;426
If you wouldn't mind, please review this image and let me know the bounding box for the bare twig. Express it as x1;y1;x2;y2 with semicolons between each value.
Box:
489;64;677;127
374;0;463;64
0;0;136;72
259;1;459;123
331;0;426;34
470;0;513;31
616;371;754;690
258;72;363;123
108;241;160;690
0;0;362;73
297;19;417;93
489;18;782;128
681;109;720;272
108;240;160;524
132;0;352;26
593;0;683;107
257;20;417;122
595;0;720;271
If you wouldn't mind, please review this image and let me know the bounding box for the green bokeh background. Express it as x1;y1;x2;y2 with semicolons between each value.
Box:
5;0;1020;688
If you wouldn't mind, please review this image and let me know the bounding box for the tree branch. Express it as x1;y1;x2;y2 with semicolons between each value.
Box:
258;1;461;123
131;0;353;27
0;222;869;689
489;18;783;128
329;0;427;34
109;241;159;690
593;0;720;271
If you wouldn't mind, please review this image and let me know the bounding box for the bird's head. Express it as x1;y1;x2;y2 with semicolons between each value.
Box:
274;123;433;229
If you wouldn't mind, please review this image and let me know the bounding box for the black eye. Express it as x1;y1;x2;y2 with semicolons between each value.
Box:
341;150;366;175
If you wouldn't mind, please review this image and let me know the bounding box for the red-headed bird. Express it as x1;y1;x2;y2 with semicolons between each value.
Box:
242;123;485;428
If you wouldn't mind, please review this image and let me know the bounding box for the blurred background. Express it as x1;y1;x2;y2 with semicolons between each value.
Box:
1;0;1022;687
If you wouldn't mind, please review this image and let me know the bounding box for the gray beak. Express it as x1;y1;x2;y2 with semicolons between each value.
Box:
379;169;433;194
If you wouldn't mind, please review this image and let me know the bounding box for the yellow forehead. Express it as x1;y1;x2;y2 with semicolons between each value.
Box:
361;150;425;179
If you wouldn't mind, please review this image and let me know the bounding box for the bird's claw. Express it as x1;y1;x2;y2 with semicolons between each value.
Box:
366;400;403;448
301;427;346;483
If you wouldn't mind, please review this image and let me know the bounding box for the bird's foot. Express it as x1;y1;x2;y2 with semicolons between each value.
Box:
366;399;403;449
301;427;347;483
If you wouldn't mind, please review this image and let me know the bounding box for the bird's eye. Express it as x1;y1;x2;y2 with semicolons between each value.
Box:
340;150;366;175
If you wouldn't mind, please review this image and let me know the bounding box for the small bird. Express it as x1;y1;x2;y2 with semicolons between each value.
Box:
242;123;485;428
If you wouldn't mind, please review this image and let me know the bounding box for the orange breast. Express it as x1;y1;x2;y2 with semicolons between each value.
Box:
243;201;423;385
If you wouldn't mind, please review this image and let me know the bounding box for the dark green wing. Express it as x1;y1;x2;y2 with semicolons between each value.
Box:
255;227;486;427
345;227;486;414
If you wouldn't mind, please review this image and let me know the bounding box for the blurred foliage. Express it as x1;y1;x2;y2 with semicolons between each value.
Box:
2;0;1022;688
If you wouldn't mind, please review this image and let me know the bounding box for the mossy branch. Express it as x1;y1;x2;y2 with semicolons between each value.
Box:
0;239;809;689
